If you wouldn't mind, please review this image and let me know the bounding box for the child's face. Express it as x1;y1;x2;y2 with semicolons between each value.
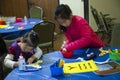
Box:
20;43;33;53
57;18;72;27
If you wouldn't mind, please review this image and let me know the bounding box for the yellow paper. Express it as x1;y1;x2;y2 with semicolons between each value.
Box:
0;25;8;29
63;60;98;74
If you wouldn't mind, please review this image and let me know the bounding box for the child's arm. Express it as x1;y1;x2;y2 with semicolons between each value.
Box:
33;47;43;59
4;54;18;69
28;47;43;64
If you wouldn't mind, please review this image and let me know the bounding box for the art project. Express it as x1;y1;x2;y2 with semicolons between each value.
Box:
63;60;98;74
25;60;43;69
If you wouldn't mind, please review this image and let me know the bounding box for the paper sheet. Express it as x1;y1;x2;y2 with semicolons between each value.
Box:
63;60;98;74
25;60;43;69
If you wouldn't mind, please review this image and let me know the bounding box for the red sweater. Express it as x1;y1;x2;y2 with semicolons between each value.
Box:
64;16;104;52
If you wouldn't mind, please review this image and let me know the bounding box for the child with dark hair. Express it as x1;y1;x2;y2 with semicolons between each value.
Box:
4;32;42;69
55;4;104;58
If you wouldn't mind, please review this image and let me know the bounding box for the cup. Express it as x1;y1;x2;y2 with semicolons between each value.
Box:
50;61;63;77
16;18;22;22
0;20;5;25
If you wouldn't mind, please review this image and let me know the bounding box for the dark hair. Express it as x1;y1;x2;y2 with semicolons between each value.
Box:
22;32;39;48
0;35;8;56
55;4;72;20
55;4;72;32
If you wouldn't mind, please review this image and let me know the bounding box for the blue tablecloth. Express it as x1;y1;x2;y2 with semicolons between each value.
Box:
5;48;120;80
0;18;43;39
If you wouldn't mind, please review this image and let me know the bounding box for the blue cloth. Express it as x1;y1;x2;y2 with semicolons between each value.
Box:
5;49;120;80
0;18;43;39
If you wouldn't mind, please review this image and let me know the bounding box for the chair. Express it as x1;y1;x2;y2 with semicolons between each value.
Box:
2;34;17;49
100;12;112;43
91;6;115;44
90;6;105;33
110;24;120;47
29;6;43;19
33;21;55;52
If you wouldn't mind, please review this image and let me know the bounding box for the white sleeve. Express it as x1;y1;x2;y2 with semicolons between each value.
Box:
33;47;43;59
4;54;17;69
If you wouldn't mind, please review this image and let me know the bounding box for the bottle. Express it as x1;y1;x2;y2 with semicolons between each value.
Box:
18;54;26;70
24;16;27;24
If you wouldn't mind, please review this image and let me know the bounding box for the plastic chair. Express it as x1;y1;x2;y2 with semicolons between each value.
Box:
33;21;55;52
29;6;43;19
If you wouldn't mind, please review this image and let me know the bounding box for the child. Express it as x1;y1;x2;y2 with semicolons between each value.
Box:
4;32;42;69
54;4;104;57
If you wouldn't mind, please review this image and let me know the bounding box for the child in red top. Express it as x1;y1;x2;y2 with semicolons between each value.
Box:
55;4;104;58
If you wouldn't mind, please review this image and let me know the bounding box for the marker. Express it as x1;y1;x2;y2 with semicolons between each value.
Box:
57;59;61;67
85;48;90;53
58;59;64;67
60;60;64;67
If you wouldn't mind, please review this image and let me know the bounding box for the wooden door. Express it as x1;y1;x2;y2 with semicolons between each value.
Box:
0;0;29;17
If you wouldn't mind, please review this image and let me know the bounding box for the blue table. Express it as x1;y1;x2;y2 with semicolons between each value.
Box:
0;18;43;39
5;48;120;80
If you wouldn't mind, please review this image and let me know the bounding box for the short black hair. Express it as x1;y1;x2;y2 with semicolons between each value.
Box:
22;31;39;48
54;4;72;20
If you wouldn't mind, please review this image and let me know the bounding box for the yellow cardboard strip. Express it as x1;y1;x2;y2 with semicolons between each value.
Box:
63;60;98;74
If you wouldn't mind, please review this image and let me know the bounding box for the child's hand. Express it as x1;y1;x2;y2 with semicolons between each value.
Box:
13;62;19;68
61;48;67;52
61;41;67;49
28;57;34;64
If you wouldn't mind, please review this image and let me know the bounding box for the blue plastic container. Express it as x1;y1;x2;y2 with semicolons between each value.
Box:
50;61;63;77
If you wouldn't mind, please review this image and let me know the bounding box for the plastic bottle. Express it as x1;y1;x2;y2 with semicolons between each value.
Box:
18;54;26;70
24;16;27;24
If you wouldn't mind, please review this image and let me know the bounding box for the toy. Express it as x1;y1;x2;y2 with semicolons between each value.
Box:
99;48;111;56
